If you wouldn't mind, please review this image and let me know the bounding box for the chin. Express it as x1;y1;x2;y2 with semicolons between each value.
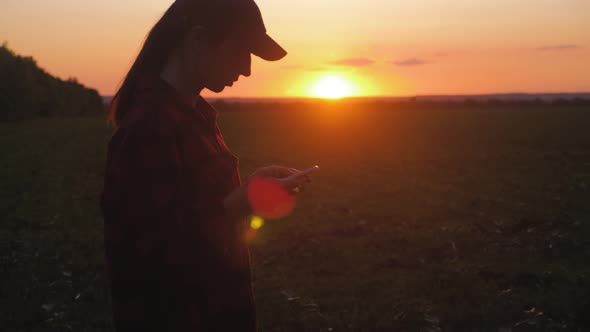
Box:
207;84;226;93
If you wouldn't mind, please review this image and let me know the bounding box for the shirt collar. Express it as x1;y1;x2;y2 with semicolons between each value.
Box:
141;73;219;131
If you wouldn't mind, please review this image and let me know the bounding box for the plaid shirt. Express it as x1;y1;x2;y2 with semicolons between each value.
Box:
100;74;256;331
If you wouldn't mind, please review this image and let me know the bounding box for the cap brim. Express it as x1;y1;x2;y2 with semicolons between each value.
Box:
251;33;287;61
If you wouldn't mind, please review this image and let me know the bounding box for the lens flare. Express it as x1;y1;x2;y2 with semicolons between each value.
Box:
247;176;295;219
250;216;265;230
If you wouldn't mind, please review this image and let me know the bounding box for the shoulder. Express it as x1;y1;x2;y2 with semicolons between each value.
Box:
119;81;178;139
109;97;179;161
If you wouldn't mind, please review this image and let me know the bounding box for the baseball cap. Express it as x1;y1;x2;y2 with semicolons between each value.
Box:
174;0;287;61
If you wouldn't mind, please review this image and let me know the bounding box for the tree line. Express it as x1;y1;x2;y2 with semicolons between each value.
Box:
0;43;104;122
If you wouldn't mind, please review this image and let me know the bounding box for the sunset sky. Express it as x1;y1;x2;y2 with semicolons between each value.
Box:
2;0;589;98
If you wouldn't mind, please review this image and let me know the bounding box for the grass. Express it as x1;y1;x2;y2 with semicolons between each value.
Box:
2;104;590;331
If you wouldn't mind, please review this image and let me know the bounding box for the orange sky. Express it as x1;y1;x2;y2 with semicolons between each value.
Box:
1;0;589;97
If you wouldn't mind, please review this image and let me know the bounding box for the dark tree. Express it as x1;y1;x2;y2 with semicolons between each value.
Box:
0;43;104;121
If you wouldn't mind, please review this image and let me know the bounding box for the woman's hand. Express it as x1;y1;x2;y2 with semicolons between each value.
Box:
247;165;311;193
224;165;314;221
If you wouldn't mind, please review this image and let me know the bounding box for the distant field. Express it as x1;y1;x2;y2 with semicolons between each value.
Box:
2;105;590;331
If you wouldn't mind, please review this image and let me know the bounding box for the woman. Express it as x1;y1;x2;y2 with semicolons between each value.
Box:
99;0;313;330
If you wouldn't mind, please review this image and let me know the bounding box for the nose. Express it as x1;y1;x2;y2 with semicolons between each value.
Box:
239;53;251;78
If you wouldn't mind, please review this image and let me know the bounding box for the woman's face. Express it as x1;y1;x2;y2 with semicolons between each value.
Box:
185;28;252;93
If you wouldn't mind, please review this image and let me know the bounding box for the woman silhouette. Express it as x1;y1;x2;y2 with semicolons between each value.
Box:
99;0;312;330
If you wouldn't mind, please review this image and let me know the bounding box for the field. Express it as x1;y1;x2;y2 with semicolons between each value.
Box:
2;103;590;331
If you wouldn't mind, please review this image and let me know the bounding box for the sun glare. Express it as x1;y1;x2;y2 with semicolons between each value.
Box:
309;74;357;99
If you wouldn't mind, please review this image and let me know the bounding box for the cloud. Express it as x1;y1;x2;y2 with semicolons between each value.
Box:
537;44;581;51
389;58;430;66
329;57;375;67
281;65;304;70
281;65;329;71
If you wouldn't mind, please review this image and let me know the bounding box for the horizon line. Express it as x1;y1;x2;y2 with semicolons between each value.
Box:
102;92;590;99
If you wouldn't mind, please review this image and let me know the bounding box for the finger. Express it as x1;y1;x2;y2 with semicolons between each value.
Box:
296;175;311;185
296;183;308;193
287;166;317;182
300;165;320;176
279;177;301;191
276;167;299;179
280;167;296;178
293;179;309;192
296;175;308;184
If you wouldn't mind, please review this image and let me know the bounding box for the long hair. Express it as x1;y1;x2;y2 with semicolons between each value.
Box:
106;1;231;128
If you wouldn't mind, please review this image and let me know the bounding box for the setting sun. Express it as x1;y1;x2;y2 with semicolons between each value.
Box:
308;74;358;99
